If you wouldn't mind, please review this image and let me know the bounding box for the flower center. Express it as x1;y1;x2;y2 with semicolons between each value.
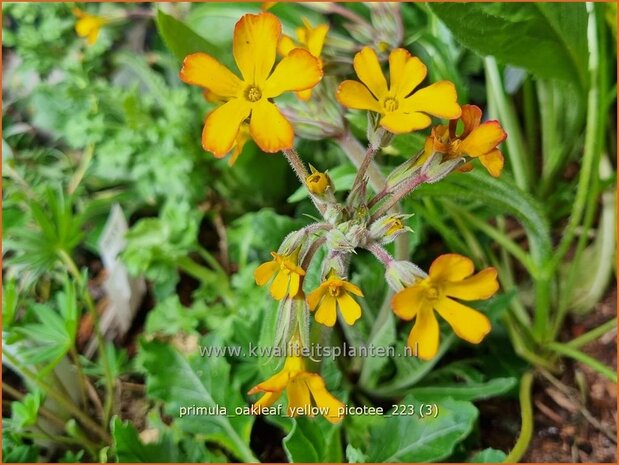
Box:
245;85;262;102
328;284;342;297
425;285;439;301
383;97;399;112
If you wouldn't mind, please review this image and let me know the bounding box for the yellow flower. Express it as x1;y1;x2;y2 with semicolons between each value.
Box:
336;47;461;134
180;13;323;157
254;250;306;300
425;104;506;177
248;355;345;424
307;271;364;326
278;18;329;101
73;8;108;45
305;165;331;195
391;254;498;360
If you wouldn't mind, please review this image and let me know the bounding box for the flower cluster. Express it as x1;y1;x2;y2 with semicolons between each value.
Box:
180;11;506;423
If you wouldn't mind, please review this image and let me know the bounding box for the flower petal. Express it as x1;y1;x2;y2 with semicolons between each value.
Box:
392;285;427;320
401;80;461;119
388;49;427;99
304;23;329;58
342;281;364;297
443;268;499;301
287;377;311;415
336;80;382;113
304;373;345;424
408;307;440;361
249;100;294;153
380;111;431;134
233;12;281;84
254;260;278;286
459;121;507;157
479;149;504;177
263;48;322;98
253;391;282;409
337;293;361;325
248;369;289;394
307;286;326;310
288;271;301;298
270;269;289;300
202;99;251;157
278;34;296;56
428;254;474;283
434;297;491;344
315;295;337;327
353;47;388;100
458;104;482;138
180;53;243;99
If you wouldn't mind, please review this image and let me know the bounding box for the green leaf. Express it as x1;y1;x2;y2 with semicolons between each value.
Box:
283;417;342;463
144;296;208;336
111;417;178;462
155;9;221;62
416;171;552;268
11;391;42;429
430;2;588;89
408;377;517;402
139;338;256;462
468;448;507;463
365;396;478;462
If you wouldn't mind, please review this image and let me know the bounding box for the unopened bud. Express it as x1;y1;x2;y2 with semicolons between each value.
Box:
386;148;426;190
421;151;464;184
306;165;332;195
385;260;426;291
369;214;413;245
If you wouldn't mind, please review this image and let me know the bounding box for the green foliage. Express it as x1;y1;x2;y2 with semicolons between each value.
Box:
430;2;589;89
139;338;256;462
361;396;479;462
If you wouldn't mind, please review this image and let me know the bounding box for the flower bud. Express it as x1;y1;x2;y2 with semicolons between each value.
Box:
369;213;413;245
325;224;356;253
306;164;332;195
273;292;310;351
420;151;464;184
386;148;425;191
385;260;426;291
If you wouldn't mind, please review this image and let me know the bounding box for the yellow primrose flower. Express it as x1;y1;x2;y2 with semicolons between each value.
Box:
336;47;461;134
391;254;498;361
180;13;323;157
254;250;306;300
307;271;364;326
425;104;506;177
278;18;329;101
248;354;345;424
73;8;108;45
305;165;331;195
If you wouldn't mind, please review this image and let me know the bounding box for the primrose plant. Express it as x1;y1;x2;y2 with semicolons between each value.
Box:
181;12;507;424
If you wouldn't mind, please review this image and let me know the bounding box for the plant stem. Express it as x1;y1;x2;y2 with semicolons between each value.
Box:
567;318;616;349
2;350;111;443
348;128;384;203
301;236;326;270
551;3;606;271
58;249;115;428
336;130;387;196
504;371;534;463
365;242;394;266
369;172;428;223
547;342;617;383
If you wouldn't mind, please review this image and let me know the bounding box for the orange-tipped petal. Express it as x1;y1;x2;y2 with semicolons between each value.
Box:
263;48;322;98
428;254;475;282
180;53;243;99
233;12;281;84
336;80;382;113
479;149;504;177
458;121;507;158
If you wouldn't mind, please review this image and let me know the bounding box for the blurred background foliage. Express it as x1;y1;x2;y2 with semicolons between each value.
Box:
2;2;616;463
